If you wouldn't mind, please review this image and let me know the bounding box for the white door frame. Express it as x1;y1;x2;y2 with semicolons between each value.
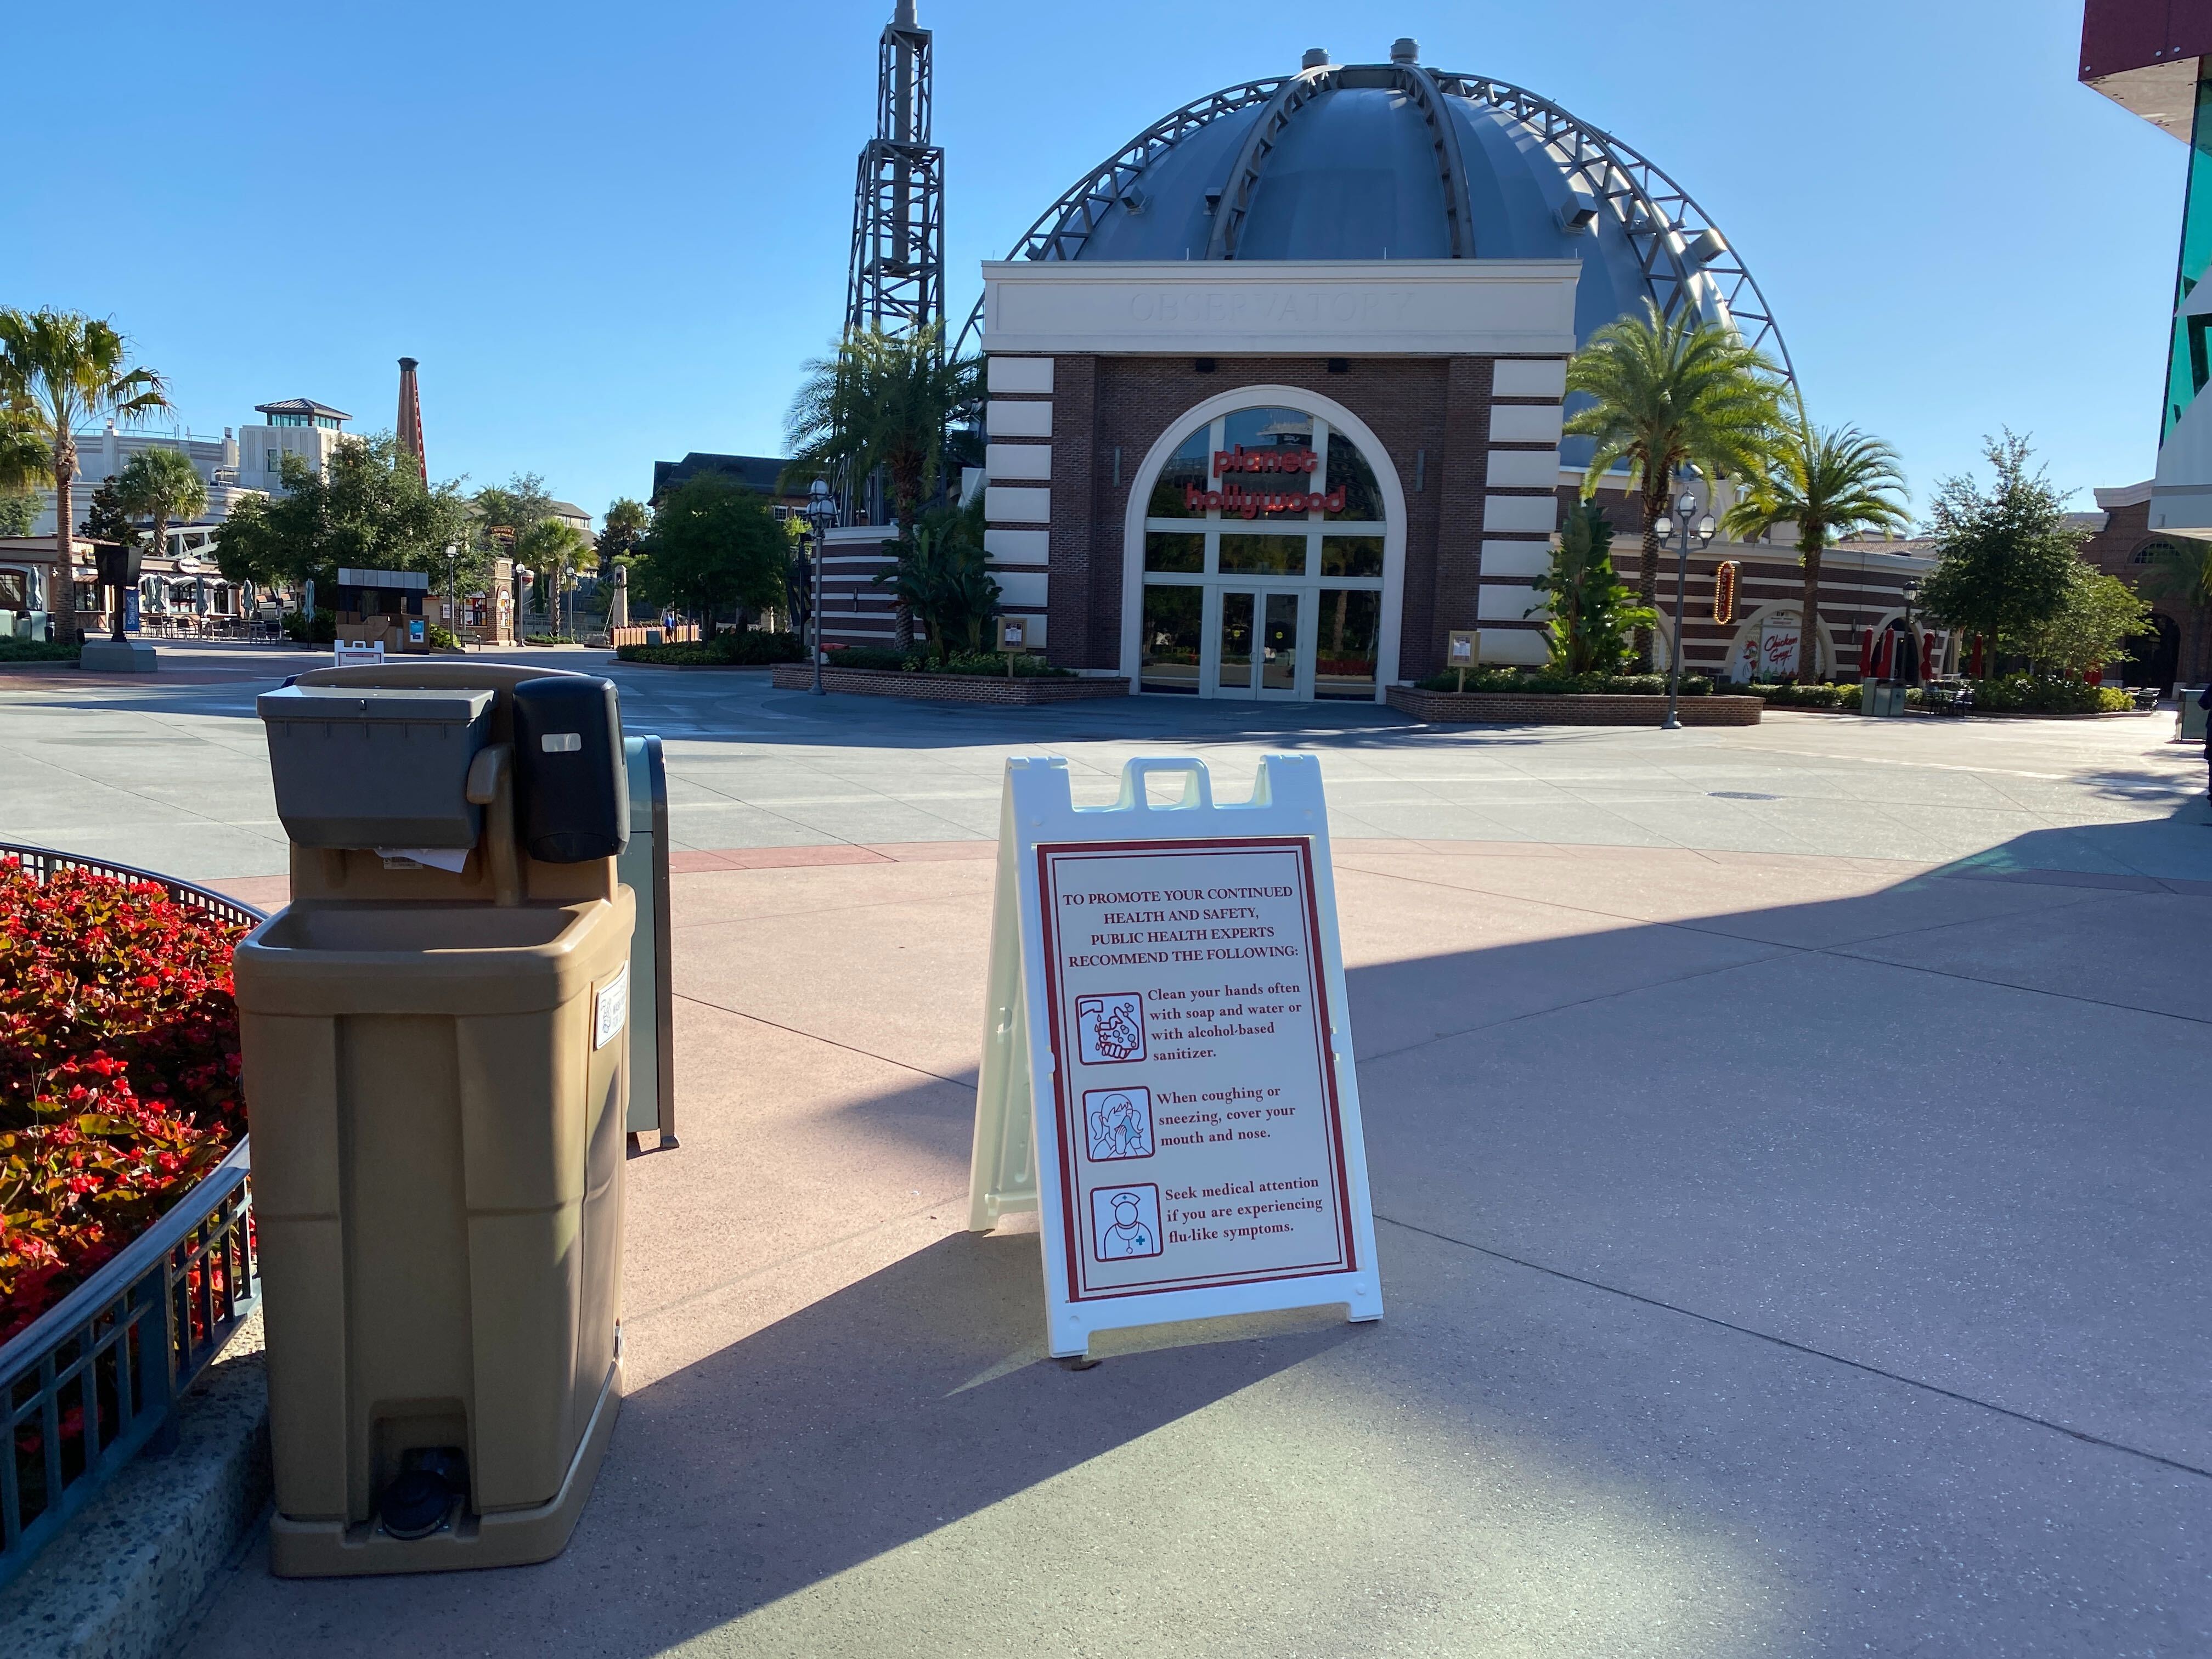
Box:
1120;384;1407;701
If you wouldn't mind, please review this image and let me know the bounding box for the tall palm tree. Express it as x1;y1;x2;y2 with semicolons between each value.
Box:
2138;537;2212;681
1722;417;1909;680
0;409;44;536
516;517;591;636
0;310;168;635
1565;300;1786;668
782;324;981;541
115;445;208;567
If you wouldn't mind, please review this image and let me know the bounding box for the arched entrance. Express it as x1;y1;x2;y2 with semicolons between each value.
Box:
1120;387;1406;701
2119;612;2181;693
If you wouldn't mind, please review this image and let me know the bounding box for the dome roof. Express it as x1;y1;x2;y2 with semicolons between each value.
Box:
978;48;1790;377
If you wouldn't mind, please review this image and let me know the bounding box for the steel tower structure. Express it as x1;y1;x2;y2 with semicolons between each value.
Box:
844;1;945;345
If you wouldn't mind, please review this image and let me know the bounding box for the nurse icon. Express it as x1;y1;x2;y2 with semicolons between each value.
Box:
1091;1184;1164;1261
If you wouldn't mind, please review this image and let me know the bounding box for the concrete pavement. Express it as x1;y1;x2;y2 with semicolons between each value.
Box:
4;645;2209;1653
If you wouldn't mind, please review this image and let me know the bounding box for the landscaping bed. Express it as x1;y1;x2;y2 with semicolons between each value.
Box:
1389;686;1762;726
617;631;805;668
769;662;1131;704
0;641;78;667
1;856;251;1341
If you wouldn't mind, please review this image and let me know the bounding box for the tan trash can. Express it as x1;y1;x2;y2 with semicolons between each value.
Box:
234;663;634;1576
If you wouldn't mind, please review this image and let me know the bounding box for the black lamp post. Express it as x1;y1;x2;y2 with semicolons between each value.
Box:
95;540;143;644
806;479;835;696
1652;487;1717;731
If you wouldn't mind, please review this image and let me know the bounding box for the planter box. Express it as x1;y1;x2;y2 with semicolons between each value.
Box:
1387;686;1763;727
769;664;1131;704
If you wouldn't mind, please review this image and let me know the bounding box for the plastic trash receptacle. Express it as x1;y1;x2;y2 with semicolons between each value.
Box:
234;664;634;1577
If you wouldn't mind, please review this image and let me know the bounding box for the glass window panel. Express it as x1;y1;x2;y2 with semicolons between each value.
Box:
1144;532;1203;573
1261;592;1300;692
1218;533;1306;575
1148;423;1211;517
1217;591;1253;689
1321;536;1383;578
1325;430;1386;522
1141;584;1204;693
1220;407;1319;520
1313;590;1380;699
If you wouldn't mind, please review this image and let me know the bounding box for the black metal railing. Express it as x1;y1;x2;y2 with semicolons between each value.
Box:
0;844;263;1589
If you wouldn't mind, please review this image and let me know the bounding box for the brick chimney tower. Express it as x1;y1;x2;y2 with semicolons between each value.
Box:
396;357;425;483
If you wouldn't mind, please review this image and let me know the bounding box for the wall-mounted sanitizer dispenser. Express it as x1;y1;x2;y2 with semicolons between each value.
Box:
234;664;636;1577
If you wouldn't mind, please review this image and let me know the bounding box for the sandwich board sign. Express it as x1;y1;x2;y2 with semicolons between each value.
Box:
968;754;1383;1358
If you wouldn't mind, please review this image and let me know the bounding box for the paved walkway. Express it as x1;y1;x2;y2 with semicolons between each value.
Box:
4;645;2209;1654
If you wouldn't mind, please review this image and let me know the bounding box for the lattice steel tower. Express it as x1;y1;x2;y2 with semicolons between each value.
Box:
844;1;945;344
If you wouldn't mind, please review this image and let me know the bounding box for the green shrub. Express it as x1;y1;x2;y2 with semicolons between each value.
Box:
426;624;464;651
1737;680;1847;708
617;630;805;667
283;608;336;644
1965;675;2134;714
1415;669;1711;697
0;638;78;663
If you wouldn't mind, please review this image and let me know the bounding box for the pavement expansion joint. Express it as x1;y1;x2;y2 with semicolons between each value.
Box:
1374;1213;2212;1483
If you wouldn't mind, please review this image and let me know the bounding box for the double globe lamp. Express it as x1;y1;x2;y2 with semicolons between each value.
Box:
1651;489;1717;731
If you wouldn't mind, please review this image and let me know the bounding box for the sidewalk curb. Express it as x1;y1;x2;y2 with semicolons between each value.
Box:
0;1311;270;1659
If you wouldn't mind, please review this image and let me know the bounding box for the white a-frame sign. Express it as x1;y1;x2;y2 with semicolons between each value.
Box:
969;754;1383;1358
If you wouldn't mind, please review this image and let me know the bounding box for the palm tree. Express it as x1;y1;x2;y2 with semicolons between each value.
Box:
2138;537;2212;681
516;517;591;637
1722;418;1909;680
1565;301;1786;668
0;310;168;636
0;410;44;537
115;445;208;567
782;324;981;541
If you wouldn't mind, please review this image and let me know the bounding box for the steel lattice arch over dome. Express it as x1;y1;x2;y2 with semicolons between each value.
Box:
961;41;1793;382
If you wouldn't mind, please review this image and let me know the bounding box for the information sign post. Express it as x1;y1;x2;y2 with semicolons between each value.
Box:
969;754;1383;1358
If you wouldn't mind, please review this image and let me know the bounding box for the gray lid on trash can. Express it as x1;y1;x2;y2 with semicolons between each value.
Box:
256;685;494;725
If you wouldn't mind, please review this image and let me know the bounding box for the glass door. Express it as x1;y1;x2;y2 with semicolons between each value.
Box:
1210;590;1304;699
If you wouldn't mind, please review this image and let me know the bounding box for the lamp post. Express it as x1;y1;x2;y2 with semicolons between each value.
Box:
1900;579;1921;684
444;543;459;652
806;479;834;696
1654;486;1717;731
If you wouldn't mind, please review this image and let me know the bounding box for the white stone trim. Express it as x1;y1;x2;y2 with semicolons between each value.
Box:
983;258;1579;355
1479;539;1553;578
1492;358;1568;398
1485;448;1561;487
1483;494;1559;535
1477;628;1550;667
986;486;1050;524
985;528;1050;564
988;356;1054;394
985;442;1051;481
987;400;1053;439
1477;584;1547;623
1489;404;1564;443
995;570;1049;607
1119;383;1407;702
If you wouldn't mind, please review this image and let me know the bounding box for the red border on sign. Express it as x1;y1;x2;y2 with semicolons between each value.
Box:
1035;836;1357;1302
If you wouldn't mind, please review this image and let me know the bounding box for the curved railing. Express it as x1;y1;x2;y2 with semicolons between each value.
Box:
0;844;263;1589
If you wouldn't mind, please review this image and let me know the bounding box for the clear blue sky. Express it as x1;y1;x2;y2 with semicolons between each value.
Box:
4;0;2180;524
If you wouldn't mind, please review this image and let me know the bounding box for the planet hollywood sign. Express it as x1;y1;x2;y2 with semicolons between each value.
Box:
1183;445;1347;520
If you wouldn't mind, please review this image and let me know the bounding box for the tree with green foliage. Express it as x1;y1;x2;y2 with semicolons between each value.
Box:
629;473;786;639
215;432;473;595
79;477;138;548
1722;418;1909;679
782;324;981;541
597;497;648;571
1529;500;1655;675
2001;561;2153;676
115;446;207;566
1916;433;2084;663
0;309;168;637
0;409;45;535
1565;300;1786;669
874;495;998;659
516;517;591;632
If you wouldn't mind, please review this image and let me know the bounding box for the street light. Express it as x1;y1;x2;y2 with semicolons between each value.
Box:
1654;485;1717;731
805;478;835;696
444;543;460;652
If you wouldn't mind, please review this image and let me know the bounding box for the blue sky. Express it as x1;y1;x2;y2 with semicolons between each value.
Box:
4;0;2181;524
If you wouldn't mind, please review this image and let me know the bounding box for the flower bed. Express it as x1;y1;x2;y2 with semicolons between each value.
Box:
768;662;1131;704
1388;686;1762;727
617;630;805;668
1;856;251;1342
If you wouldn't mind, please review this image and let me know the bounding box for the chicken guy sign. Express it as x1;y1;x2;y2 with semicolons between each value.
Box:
968;755;1383;1357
